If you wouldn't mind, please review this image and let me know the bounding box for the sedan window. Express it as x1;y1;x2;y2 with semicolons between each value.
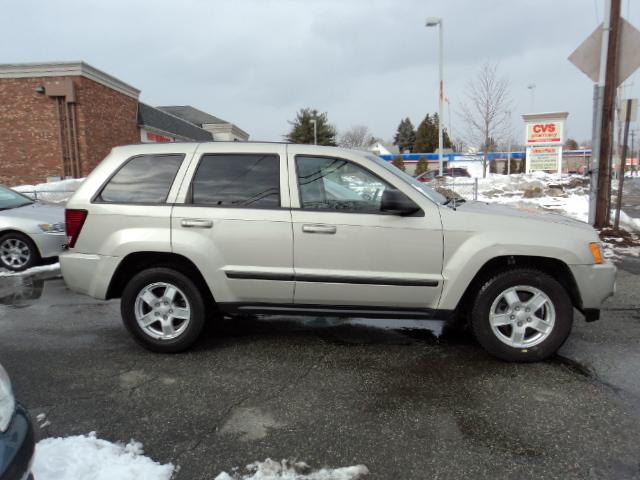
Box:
0;186;33;210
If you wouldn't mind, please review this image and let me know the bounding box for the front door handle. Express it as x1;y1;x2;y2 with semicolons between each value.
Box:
302;224;337;234
181;218;213;229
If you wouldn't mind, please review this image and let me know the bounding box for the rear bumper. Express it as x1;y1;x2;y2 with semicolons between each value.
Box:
60;251;120;299
569;262;617;311
31;232;66;259
0;405;34;480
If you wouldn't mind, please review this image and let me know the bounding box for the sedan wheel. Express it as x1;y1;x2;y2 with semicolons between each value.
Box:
0;234;38;272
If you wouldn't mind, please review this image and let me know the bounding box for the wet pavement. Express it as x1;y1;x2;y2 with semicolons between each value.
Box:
1;263;640;479
622;177;640;218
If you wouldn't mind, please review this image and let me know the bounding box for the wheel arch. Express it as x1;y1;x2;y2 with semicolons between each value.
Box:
106;252;215;306
0;229;42;257
453;255;582;320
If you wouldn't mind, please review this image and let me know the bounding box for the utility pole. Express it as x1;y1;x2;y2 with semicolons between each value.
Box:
594;0;621;228
613;98;632;229
632;130;636;173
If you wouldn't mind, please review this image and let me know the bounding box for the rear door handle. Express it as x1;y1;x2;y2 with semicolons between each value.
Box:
302;224;337;234
181;218;213;229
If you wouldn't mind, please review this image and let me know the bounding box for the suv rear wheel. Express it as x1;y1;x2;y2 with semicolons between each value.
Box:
121;267;206;353
470;268;573;362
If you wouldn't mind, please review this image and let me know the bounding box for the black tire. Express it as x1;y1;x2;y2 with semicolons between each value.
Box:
121;267;207;353
0;232;40;272
470;268;573;362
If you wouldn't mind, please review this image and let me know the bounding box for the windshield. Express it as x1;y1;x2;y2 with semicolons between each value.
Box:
0;186;34;210
364;154;448;204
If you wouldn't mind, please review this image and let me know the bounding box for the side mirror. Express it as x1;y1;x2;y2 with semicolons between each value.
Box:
381;188;421;216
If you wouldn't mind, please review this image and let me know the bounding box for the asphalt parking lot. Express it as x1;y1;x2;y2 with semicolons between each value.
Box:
1;259;640;479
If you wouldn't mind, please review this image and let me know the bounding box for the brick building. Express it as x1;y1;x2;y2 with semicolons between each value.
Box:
0;62;248;186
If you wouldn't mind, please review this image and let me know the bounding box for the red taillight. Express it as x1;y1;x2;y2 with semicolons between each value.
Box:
65;209;88;248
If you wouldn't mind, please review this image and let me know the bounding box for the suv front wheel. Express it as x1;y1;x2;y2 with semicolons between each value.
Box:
121;268;206;353
471;268;573;362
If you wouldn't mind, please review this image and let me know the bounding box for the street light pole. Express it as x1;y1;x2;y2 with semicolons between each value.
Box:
310;119;317;145
426;17;444;176
527;84;536;111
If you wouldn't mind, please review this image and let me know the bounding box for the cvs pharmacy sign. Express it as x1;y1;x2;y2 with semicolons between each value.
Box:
526;121;563;144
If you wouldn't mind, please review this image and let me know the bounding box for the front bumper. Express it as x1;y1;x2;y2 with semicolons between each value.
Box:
0;404;34;480
569;262;617;312
30;232;66;259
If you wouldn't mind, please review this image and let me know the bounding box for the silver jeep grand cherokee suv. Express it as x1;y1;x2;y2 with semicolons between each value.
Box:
60;142;616;361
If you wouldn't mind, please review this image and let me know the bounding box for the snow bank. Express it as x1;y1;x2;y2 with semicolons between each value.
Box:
468;173;640;233
13;178;84;193
13;178;84;204
618;210;640;232
215;459;369;480
0;263;60;277
32;432;174;480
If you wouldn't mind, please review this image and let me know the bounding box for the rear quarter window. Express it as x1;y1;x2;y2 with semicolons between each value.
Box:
96;154;184;204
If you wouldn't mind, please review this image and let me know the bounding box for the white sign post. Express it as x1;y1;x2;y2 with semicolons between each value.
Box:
522;112;568;173
526;146;563;172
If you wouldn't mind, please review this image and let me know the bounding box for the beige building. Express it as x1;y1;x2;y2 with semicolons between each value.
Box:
158;105;249;142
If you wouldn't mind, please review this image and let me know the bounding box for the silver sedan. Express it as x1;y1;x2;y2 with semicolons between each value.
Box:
0;186;66;272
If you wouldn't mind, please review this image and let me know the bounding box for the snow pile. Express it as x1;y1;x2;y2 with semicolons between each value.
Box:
474;173;591;222
602;243;640;259
32;432;174;480
617;210;640;231
599;228;640;259
0;263;60;277
13;178;84;193
446;172;640;234
440;173;640;258
13;178;84;204
215;459;369;480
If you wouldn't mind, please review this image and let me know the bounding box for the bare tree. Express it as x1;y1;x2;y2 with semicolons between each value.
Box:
460;61;512;177
338;125;375;150
451;136;467;153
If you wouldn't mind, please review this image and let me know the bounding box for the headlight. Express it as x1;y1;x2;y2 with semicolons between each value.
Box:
0;364;15;432
39;222;65;233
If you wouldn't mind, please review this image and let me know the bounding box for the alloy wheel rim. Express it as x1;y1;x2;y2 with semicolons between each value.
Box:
134;282;191;340
0;238;31;269
489;285;556;349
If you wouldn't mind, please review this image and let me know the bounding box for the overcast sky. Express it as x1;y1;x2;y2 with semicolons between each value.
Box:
2;0;639;147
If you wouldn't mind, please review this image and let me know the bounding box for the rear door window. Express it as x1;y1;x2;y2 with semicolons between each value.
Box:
97;154;184;203
190;154;280;208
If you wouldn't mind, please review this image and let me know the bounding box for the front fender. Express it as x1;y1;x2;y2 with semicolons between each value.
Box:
437;229;588;310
